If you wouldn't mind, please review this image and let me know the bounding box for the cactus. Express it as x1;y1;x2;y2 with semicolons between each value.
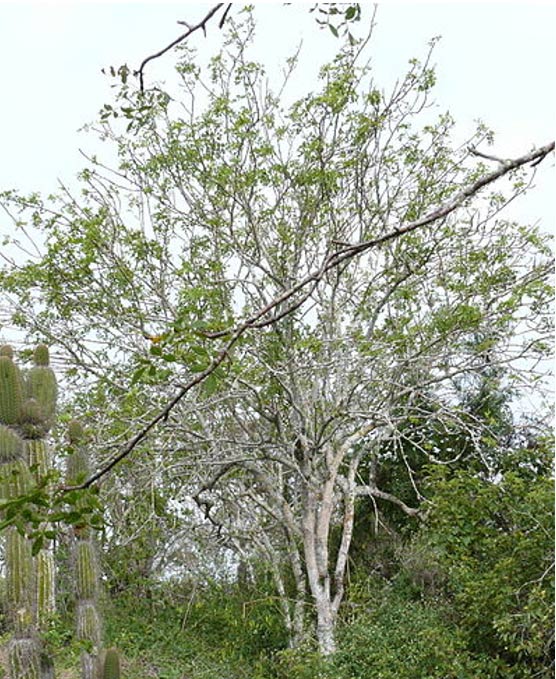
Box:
0;425;32;505
0;353;23;425
1;344;15;359
19;399;49;441
1;346;58;679
76;601;102;679
0;424;24;463
76;601;102;646
26;439;51;480
24;347;57;432
66;420;90;487
68;419;84;444
2;346;112;679
21;351;58;679
1;426;34;639
68;420;103;679
22;356;57;679
75;541;98;600
0;427;31;501
7;638;41;679
6;528;36;634
102;648;121;679
36;550;56;629
66;421;93;540
32;345;50;368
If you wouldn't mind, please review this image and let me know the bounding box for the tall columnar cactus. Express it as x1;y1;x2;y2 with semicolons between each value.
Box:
0;425;29;498
7;639;41;679
23;347;58;679
1;347;113;679
0;344;15;358
0;353;24;425
0;346;58;679
24;345;57;431
102;648;121;679
0;351;41;679
0;427;36;638
67;420;103;679
6;527;36;635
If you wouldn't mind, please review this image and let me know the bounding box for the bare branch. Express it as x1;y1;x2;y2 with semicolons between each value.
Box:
467;144;508;164
357;484;423;519
137;4;231;92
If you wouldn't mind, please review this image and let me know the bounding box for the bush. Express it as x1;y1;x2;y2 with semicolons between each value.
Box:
424;447;554;676
330;592;504;679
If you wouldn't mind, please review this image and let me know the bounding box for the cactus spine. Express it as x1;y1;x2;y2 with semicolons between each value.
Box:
67;420;103;679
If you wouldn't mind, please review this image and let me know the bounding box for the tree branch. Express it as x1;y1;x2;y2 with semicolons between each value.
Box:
63;140;554;492
137;4;231;92
356;484;423;519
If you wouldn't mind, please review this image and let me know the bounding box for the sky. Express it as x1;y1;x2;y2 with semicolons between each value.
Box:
0;2;554;215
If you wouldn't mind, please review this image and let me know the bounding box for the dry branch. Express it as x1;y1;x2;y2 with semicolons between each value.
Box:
137;4;232;92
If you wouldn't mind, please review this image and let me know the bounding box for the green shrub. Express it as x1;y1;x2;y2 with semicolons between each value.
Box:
330;593;504;679
424;448;554;676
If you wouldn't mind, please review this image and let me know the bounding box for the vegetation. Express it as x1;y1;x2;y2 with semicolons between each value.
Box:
4;459;550;679
0;4;553;678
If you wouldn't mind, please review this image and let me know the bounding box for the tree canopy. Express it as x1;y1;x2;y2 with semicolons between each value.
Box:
0;4;553;672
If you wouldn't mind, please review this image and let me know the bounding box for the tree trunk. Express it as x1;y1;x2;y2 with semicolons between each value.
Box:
302;445;364;656
302;486;338;655
315;594;337;655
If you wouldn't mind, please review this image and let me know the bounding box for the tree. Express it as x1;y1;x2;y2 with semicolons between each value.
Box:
0;9;553;655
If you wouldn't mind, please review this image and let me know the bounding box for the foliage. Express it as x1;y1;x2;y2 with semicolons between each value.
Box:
423;441;554;677
309;3;363;42
103;579;288;679
327;591;502;679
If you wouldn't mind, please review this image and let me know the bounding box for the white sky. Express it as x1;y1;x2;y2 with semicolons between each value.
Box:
0;2;554;210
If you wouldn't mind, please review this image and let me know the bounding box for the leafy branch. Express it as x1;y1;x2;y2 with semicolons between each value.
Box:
63;140;554;492
135;3;363;91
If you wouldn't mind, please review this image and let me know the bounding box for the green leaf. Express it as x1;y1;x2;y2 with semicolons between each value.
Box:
189;362;208;373
130;365;147;385
202;372;219;396
32;534;44;555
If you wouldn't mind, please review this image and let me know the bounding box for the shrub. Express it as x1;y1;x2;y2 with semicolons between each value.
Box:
330;592;504;679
